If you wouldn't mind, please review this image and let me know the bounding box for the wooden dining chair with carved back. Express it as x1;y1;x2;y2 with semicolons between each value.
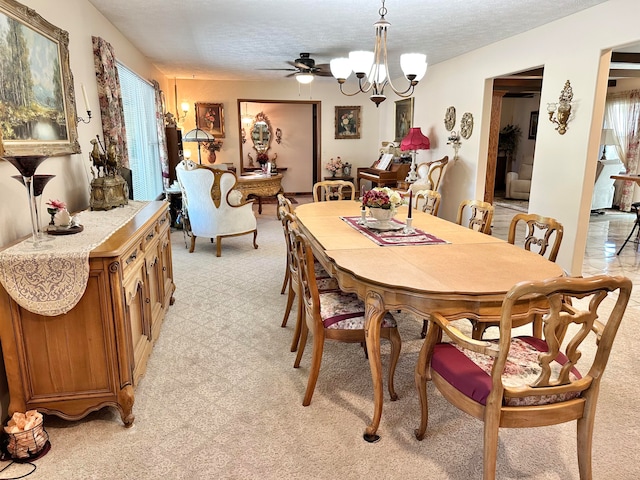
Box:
469;213;565;340
277;194;294;295
456;199;494;234
414;189;442;216
279;211;339;353
313;180;356;202
415;274;632;480
288;217;402;406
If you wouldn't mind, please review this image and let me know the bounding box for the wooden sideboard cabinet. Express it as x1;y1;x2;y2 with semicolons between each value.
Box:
0;201;175;427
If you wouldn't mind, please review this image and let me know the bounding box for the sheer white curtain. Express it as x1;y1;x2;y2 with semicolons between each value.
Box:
118;62;163;201
605;90;640;211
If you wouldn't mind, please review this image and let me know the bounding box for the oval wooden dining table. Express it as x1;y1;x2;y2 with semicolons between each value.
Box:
294;200;564;442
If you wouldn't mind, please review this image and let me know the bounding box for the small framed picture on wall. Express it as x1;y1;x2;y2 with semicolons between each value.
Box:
528;111;539;140
335;106;361;139
395;98;414;142
196;102;225;137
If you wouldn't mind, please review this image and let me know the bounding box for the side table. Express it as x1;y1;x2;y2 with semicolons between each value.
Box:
164;186;183;229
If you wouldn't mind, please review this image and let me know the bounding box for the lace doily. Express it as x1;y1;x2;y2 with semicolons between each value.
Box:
0;201;149;316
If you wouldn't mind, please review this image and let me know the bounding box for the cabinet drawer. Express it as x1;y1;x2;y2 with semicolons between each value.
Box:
121;239;143;276
141;223;159;251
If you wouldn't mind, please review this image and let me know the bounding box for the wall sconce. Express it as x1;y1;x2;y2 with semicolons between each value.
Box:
447;131;461;158
174;78;189;123
276;128;282;144
77;83;92;124
547;80;573;135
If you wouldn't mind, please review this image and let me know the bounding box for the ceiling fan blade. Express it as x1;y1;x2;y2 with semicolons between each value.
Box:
257;68;298;72
313;64;333;77
285;72;298;78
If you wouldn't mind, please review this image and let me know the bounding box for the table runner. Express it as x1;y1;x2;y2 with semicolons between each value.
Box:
0;201;149;316
341;216;448;246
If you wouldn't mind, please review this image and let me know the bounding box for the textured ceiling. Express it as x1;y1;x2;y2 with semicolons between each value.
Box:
87;0;608;82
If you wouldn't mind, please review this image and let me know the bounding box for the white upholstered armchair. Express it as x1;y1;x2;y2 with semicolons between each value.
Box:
408;156;449;199
505;161;533;200
176;160;258;256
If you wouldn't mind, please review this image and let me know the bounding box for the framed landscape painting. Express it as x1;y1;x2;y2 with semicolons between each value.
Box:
335;105;361;139
395;98;414;142
0;0;80;156
196;102;225;138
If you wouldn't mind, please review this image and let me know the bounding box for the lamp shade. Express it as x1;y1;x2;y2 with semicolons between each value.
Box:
400;127;430;151
600;128;617;146
183;128;215;143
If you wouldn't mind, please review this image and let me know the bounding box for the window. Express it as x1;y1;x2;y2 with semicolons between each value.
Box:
117;62;163;200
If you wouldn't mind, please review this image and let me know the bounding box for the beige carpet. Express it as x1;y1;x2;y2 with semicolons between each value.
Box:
10;203;640;479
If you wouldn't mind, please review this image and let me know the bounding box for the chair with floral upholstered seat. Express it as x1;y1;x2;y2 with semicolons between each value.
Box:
415;274;631;480
279;207;339;352
288;215;402;406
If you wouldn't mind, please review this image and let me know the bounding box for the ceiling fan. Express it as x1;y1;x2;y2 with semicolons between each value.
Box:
259;53;332;83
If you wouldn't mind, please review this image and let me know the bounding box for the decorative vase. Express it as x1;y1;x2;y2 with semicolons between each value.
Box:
3;155;51;249
368;206;395;227
12;174;56;241
331;170;336;178
207;151;216;164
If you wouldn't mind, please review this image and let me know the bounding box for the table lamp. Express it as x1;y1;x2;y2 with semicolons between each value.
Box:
600;128;617;161
400;127;430;182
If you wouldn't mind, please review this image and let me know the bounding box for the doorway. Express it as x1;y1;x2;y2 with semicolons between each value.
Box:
237;99;321;194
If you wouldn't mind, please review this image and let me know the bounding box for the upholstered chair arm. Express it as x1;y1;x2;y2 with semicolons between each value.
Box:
505;171;518;198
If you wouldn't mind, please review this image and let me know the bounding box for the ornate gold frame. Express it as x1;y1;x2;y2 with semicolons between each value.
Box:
0;0;80;156
335;105;361;139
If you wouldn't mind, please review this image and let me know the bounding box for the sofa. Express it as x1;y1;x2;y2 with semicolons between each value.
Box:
505;162;533;200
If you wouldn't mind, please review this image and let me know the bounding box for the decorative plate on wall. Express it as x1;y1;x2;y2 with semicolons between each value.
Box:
460;112;474;139
444;106;456;131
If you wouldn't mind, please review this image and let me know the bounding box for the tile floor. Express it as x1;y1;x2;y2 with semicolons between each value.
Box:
491;203;640;307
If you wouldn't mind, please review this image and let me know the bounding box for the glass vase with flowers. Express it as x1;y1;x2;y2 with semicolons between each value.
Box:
325;157;343;177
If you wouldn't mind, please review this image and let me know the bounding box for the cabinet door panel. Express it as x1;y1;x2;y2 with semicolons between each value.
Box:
17;270;115;397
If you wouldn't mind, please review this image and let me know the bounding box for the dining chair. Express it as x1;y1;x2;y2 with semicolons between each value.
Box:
312;180;356;202
456;199;494;234
470;212;565;340
277;194;294;295
289;218;402;406
414;189;441;216
415;274;632;480
280;211;339;352
175;160;258;256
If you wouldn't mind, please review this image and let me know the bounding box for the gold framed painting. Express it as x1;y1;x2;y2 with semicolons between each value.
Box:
395;98;414;142
335;105;361;139
0;0;80;156
195;102;225;138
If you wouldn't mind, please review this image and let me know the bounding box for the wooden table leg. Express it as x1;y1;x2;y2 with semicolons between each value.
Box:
363;290;386;443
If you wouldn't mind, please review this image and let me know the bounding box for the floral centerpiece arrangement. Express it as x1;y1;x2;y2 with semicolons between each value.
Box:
362;187;402;210
46;199;67;226
325;157;343;176
362;187;403;225
202;140;223;164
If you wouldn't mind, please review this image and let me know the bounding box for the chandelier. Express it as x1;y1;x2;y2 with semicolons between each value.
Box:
329;0;427;106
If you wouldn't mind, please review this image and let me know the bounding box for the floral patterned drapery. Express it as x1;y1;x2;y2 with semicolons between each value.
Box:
605;89;640;211
92;36;130;169
151;80;170;188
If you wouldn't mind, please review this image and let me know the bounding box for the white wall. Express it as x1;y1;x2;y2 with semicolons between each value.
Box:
0;0;165;247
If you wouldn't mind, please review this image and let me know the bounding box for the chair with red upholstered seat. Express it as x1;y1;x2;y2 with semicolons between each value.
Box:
414;274;631;480
288;215;402;406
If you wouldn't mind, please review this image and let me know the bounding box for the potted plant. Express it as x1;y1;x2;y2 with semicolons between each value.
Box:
498;124;521;170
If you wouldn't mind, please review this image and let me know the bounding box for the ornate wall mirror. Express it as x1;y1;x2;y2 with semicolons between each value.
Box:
251;112;272;154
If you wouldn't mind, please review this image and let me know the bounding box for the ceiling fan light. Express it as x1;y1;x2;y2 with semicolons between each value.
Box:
330;58;352;80
349;51;374;75
295;73;314;84
400;53;427;79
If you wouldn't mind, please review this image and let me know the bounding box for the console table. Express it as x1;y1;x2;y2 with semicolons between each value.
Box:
236;173;284;214
0;201;175;427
